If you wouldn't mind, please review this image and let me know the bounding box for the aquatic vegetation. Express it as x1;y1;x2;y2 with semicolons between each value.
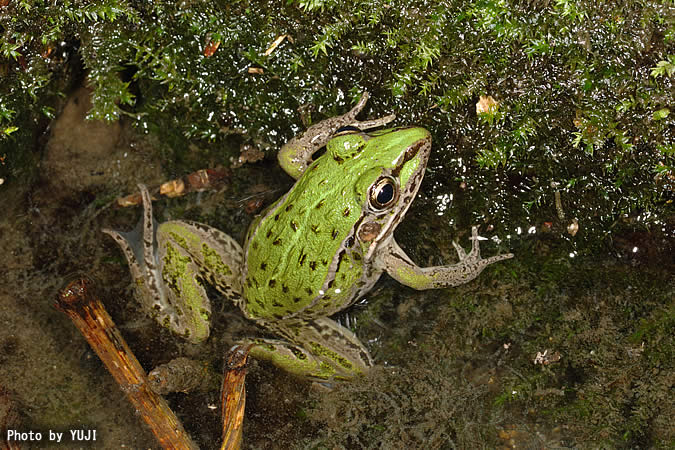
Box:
307;254;674;448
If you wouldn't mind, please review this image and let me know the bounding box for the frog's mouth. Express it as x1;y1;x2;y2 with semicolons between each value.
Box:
364;135;431;261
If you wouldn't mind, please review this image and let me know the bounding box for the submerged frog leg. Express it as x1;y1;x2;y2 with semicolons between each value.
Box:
278;92;396;179
157;237;212;343
157;220;244;310
245;318;373;381
103;184;162;308
103;184;212;343
380;226;514;289
103;185;171;328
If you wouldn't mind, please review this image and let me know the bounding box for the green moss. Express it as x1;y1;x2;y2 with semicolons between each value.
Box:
2;1;672;241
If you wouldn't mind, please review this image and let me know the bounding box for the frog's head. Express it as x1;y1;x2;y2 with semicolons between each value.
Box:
327;126;432;261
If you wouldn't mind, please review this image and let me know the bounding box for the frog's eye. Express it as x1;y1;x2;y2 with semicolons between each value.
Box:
369;177;398;210
334;126;361;136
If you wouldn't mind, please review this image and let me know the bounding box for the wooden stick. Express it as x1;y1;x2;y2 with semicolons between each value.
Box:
115;167;231;207
55;277;198;450
220;345;254;450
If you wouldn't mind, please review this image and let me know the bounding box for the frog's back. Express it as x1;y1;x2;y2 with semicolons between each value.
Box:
242;157;374;321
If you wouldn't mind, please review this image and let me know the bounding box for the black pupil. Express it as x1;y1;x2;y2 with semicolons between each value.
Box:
376;182;394;205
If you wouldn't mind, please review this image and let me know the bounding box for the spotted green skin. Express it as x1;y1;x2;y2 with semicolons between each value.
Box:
243;127;429;322
103;93;513;381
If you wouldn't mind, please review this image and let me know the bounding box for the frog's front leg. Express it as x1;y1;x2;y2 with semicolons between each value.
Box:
278;92;396;179
379;226;514;290
245;318;373;381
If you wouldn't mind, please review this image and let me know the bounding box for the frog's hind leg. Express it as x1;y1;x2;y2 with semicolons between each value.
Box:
247;318;373;381
103;185;218;343
157;220;245;309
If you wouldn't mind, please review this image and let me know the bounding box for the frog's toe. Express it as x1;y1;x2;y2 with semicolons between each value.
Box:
453;226;513;267
470;226;514;266
351;91;370;115
452;225;481;261
483;252;515;265
452;239;469;260
468;225;482;257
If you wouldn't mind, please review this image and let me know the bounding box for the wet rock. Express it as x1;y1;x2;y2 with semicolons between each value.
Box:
43;85;122;194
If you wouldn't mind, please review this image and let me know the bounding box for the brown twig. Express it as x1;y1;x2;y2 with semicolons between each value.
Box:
55;277;198;450
115;167;231;207
220;344;254;450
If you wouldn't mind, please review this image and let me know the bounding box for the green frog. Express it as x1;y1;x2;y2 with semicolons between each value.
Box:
103;92;513;381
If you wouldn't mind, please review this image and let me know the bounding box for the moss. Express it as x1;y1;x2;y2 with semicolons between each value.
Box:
2;2;672;223
309;360;503;448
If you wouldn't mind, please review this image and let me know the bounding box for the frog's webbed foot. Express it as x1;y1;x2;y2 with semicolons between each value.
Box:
380;225;513;290
103;184;211;343
278;92;396;179
102;184;164;315
243;318;373;381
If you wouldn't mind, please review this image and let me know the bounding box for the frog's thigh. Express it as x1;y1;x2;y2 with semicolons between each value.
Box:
247;318;373;381
155;235;212;343
157;220;244;302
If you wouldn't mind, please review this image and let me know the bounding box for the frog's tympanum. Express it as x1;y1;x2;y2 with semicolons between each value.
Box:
104;93;513;381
